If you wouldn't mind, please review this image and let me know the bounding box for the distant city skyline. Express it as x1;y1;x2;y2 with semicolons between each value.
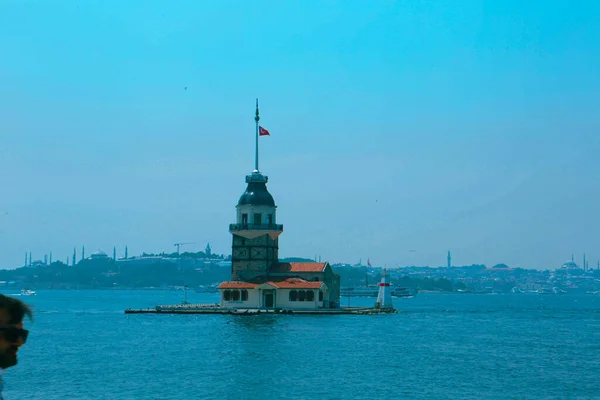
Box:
1;1;599;270
12;245;598;272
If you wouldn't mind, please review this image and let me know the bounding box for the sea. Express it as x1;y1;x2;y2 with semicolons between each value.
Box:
2;290;599;400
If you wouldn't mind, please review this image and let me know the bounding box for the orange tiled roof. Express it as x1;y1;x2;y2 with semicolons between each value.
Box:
217;281;260;289
267;278;324;289
270;262;328;273
218;278;323;290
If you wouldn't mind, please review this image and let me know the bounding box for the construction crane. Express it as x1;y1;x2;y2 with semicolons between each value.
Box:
174;242;196;254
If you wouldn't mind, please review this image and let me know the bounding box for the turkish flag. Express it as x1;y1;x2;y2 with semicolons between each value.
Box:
259;126;270;136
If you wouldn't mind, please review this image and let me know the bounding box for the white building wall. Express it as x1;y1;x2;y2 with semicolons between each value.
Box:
236;205;277;224
275;289;321;309
220;289;260;308
219;288;328;310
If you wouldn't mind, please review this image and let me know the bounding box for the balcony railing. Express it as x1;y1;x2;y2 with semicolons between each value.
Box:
229;223;284;231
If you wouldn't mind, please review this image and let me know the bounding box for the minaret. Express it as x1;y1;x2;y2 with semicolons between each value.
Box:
583;254;586;271
376;268;393;309
125;246;128;260
44;254;48;265
229;100;283;281
447;250;452;269
24;253;27;268
113;246;117;261
73;247;76;266
82;246;85;261
49;252;52;264
28;252;32;267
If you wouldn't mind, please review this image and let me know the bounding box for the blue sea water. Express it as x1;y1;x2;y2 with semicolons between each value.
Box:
2;290;599;400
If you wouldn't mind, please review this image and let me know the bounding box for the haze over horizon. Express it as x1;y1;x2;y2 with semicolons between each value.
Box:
1;0;599;270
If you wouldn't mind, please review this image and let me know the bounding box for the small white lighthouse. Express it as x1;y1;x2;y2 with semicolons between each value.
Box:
376;268;394;309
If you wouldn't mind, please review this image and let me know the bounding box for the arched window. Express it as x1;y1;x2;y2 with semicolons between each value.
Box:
298;290;305;301
319;291;323;301
224;290;231;301
232;290;240;301
289;290;297;301
241;290;248;301
306;290;314;301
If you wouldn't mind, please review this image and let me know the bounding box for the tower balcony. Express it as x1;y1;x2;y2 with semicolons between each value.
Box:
229;223;284;239
229;223;283;232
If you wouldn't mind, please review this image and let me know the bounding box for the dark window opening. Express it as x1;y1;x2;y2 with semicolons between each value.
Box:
224;290;231;301
232;290;240;301
313;277;319;281
254;213;262;225
289;290;297;301
241;290;248;301
242;214;248;225
306;291;314;301
298;290;305;301
319;291;323;301
267;214;273;224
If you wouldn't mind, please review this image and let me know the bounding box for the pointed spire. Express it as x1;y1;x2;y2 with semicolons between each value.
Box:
255;98;260;123
254;98;260;172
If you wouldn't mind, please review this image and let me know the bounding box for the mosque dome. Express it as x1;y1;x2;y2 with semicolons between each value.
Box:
90;249;108;259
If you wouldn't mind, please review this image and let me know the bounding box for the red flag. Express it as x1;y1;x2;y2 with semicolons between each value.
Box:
259;126;270;136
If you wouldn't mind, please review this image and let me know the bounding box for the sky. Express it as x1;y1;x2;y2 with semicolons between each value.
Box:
0;0;599;270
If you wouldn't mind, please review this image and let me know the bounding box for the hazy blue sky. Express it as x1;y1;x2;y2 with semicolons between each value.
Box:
1;0;599;269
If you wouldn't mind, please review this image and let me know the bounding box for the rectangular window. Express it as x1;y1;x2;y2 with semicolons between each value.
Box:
319;291;323;301
254;213;262;225
242;214;248;225
267;214;273;225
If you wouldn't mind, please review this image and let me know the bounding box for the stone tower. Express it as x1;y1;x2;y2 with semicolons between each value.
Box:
229;100;283;281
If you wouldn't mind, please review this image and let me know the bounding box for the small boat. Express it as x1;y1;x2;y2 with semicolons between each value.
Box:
20;289;36;296
392;287;416;298
195;284;219;293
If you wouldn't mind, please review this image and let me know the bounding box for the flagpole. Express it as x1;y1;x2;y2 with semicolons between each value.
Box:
254;98;260;172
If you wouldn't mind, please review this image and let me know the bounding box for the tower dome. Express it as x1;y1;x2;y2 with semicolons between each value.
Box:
237;174;275;207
